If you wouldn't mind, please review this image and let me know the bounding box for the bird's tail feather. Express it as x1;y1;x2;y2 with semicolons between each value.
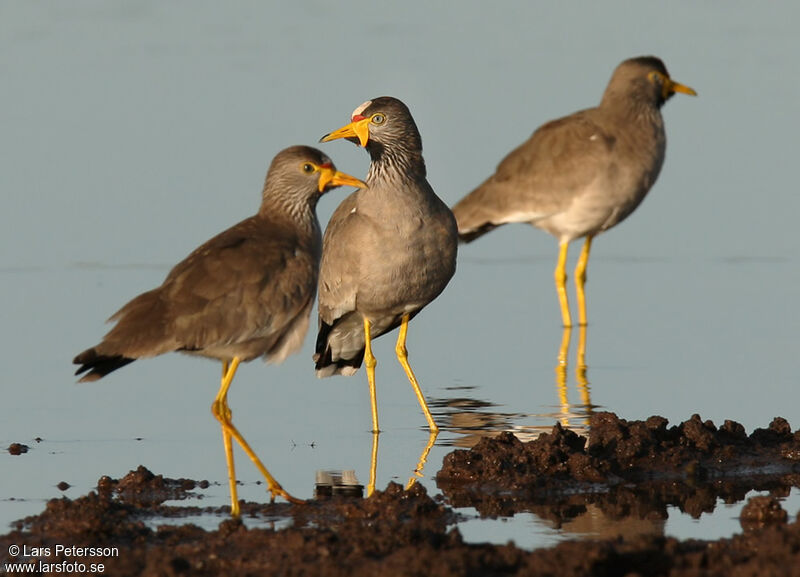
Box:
458;222;499;243
73;348;135;382
314;319;364;377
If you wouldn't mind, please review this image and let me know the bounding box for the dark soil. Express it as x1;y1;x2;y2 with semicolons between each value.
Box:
3;412;800;576
7;443;29;456
437;412;800;522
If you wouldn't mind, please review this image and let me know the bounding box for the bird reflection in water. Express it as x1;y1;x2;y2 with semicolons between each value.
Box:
429;326;594;448
404;431;438;491
555;324;593;430
322;327;595;496
314;469;364;499
363;429;439;496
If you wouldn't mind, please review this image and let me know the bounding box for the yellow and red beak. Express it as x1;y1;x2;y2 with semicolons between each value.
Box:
316;163;365;192
320;114;371;148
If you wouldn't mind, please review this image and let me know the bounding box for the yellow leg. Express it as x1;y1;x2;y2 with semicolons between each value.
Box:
574;235;593;327
395;314;439;433
211;357;304;516
363;317;380;433
576;323;592;425
367;430;379;497
406;430;439;490
554;324;592;430
555;241;572;327
576;320;588;371
217;361;238;516
555;327;571;426
557;324;572;367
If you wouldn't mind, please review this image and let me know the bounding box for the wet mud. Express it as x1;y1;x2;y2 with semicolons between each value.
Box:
2;412;800;576
437;412;800;521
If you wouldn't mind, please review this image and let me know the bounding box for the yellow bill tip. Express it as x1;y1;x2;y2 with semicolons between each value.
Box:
331;171;366;189
317;166;365;192
319;117;371;147
671;80;697;97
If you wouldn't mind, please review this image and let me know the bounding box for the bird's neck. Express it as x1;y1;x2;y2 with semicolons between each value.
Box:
366;141;427;185
601;88;664;126
602;93;666;160
258;195;320;237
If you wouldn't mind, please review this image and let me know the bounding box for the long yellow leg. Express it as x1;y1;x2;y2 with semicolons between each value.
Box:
395;314;439;433
211;357;304;516
363;317;380;433
555;241;572;327
406;430;439;490
574;235;593;327
217;361;238;516
367;430;379;497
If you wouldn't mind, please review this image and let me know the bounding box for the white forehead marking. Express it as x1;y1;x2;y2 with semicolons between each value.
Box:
352;100;372;118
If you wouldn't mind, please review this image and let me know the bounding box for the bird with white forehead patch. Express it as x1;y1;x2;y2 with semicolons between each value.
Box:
352;99;372;117
315;96;458;436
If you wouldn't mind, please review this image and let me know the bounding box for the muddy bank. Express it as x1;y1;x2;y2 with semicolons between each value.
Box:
2;412;800;576
437;412;800;522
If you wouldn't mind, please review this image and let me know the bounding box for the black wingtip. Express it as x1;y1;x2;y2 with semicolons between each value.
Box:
314;320;365;375
458;223;497;244
73;348;135;382
314;348;364;374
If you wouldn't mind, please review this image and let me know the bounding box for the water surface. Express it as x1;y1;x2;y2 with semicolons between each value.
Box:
2;1;799;549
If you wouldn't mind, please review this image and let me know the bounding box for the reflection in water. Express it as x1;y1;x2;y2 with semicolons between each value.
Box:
406;431;438;490
450;488;669;543
325;324;598;517
364;430;440;497
555;503;666;541
368;431;378;497
555;324;593;431
314;470;364;499
431;396;514;448
432;325;595;448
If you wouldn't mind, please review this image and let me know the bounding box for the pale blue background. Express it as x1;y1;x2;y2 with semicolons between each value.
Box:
2;1;798;547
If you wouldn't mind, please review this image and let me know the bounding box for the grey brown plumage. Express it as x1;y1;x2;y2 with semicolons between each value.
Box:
314;96;457;433
452;56;695;326
74;218;318;380
75;146;357;378
73;145;364;513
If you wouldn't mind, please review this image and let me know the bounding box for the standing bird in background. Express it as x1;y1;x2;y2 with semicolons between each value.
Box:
315;97;458;435
453;56;696;327
73;146;364;516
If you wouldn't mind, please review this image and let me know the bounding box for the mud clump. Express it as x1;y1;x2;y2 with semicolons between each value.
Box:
438;412;800;489
2;413;800;576
740;496;789;531
2;469;800;576
97;465;206;506
7;443;29;455
437;412;800;522
1;474;475;577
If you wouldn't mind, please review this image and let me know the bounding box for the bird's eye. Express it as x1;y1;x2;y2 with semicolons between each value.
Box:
647;71;663;85
371;113;385;125
302;163;315;173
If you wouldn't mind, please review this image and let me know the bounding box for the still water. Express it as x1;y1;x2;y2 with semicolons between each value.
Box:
2;1;799;549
